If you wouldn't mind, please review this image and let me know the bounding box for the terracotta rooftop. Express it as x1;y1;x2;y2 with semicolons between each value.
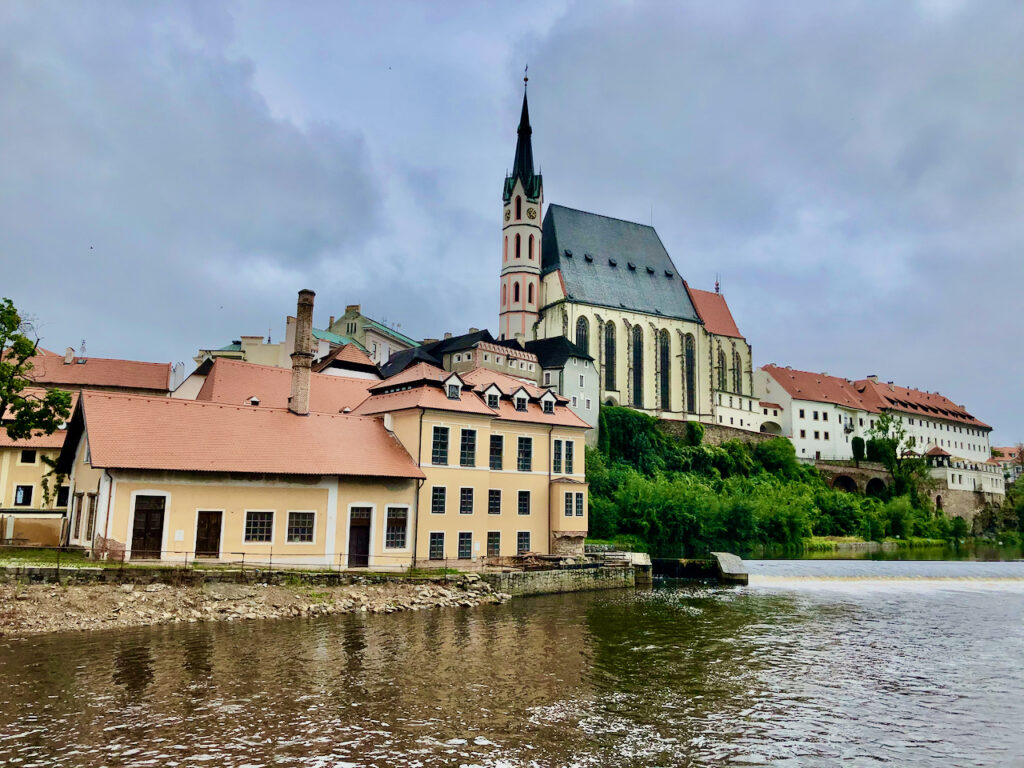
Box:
313;343;378;373
63;392;422;478
461;368;556;401
688;288;743;338
22;354;172;392
761;365;879;412
759;401;783;411
925;446;951;457
368;362;449;392
353;385;496;418
196;358;371;413
853;378;990;429
0;389;79;449
993;447;1020;462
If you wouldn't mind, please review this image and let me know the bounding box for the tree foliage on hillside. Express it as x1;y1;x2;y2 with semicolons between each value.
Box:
587;406;977;557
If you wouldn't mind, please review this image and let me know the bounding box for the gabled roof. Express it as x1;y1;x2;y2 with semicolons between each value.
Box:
361;317;419;348
60;392;422;479
312;328;364;350
379;346;442;378
352;386;496;418
993;447;1020;462
524;336;592;368
0;389;79;449
22;355;172;392
460;368;554;401
925;446;951;457
687;288;743;338
540;204;700;322
195;358;371;413
761;365;878;412
853;378;990;429
503;89;542;202
368;362;448;392
313;343;379;375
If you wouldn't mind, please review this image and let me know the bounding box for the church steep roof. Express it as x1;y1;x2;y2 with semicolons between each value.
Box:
503;90;542;202
540;204;700;323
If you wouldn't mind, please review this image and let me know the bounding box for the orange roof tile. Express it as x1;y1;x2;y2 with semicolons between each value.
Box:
761;365;878;412
993;447;1020;461
853;378;990;429
313;343;378;373
0;389;79;449
489;398;590;429
72;392;422;478
22;355;172;392
460;368;552;400
196;358;371;413
353;386;496;417
369;362;448;391
688;288;743;338
759;401;783;410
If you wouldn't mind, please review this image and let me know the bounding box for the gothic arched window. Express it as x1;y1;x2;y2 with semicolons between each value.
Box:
513;281;520;303
605;321;616;391
632;325;644;408
684;334;696;413
528;234;534;260
659;329;671;411
515;233;521;259
503;236;508;262
527;282;534;304
576;317;589;353
501;283;507;307
515;196;522;220
732;348;743;394
717;347;727;391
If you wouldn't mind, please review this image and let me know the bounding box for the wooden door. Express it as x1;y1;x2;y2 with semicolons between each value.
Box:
195;511;222;558
348;507;371;568
131;496;165;559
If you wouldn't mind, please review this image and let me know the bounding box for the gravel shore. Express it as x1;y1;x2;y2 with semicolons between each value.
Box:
0;576;511;637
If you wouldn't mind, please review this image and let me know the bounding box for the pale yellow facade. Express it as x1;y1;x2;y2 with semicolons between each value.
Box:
0;445;67;512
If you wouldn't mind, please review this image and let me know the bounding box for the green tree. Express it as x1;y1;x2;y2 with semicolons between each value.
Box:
851;436;865;465
867;411;931;504
0;298;72;441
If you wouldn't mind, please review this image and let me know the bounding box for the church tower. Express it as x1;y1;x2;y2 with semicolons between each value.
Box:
499;78;543;341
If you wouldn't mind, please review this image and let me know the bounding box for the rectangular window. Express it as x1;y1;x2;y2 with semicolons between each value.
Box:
800;430;806;438
579;374;584;387
19;449;36;464
517;437;532;472
460;429;476;467
429;532;444;560
431;486;446;514
576;492;585;517
432;426;449;465
515;396;527;412
13;485;32;507
586;399;592;410
543;400;554;414
822;413;828;422
487;393;499;409
385;507;408;549
86;495;97;540
447;384;460;400
565;442;574;474
73;493;83;537
460;487;474;514
799;409;805;418
571;396;578;407
553;439;563;473
244;510;274;542
458;532;472;559
544;372;551;385
518;490;530;516
814;431;820;440
565;492;573;517
813;411;819;420
824;432;830;440
487;531;501;557
488;489;501;515
490;435;503;470
56;486;70;507
517;531;531;554
286;511;315;543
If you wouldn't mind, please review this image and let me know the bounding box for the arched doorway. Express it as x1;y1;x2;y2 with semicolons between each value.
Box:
865;477;887;498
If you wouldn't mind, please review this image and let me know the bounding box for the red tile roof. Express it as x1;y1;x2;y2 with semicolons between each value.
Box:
925;446;951;457
0;389;79;449
196;358;371;413
22;355;172;392
460;368;557;401
993;447;1020;462
353;386;497;417
853;378;990;429
368;362;449;391
73;392;423;478
313;343;378;373
688;288;743;338
761;365;879;412
759;401;783;410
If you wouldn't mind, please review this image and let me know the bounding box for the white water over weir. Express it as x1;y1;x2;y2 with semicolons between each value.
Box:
746;558;1024;583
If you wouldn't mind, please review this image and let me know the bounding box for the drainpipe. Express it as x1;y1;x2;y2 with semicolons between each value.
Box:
102;469;114;559
410;407;425;569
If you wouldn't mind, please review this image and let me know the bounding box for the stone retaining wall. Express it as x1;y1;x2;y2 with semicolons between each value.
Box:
657;421;776;447
478;566;634;596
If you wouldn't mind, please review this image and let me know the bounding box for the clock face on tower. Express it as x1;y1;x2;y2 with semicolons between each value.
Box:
527;207;537;220
504;210;511;222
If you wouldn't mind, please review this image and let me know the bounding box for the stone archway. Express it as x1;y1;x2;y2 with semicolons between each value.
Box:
865;477;887;497
832;475;858;493
760;421;783;435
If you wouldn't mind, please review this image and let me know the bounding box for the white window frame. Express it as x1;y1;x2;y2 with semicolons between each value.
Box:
243;509;276;544
383;505;411;552
285;509;318;545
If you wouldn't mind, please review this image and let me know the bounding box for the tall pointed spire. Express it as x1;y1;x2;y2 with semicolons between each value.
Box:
503;71;542;202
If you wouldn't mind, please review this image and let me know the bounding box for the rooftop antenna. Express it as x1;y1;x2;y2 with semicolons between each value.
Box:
267;327;272;344
79;339;86;357
715;274;720;295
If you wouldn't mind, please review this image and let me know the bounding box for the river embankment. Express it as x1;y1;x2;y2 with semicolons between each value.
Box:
0;577;510;638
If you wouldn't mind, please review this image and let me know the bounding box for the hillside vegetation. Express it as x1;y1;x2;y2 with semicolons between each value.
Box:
585;406;1005;557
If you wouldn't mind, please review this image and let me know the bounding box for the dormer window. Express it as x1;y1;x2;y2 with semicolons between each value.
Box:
488;394;499;409
543;401;554;414
515;396;527;412
447;384;460;400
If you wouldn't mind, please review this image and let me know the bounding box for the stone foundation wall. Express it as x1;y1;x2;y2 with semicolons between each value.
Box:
478;566;634;597
658;421;777;447
550;531;586;556
932;487;999;523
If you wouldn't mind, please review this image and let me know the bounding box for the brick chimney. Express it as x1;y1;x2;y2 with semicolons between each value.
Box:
64;347;74;365
290;289;315;416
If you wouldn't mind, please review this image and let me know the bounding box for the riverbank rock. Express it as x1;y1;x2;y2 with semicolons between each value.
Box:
0;577;512;638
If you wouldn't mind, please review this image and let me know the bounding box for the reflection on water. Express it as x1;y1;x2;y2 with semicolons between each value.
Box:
2;562;1023;767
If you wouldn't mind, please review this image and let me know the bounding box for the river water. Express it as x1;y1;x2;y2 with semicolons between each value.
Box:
3;560;1024;767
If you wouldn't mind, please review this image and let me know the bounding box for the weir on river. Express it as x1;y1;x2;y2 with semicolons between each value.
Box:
2;556;1023;767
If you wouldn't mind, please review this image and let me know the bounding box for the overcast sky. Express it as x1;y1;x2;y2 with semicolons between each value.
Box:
2;0;1022;443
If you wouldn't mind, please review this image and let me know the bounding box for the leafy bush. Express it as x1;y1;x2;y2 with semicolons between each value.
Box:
851;436;865;463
